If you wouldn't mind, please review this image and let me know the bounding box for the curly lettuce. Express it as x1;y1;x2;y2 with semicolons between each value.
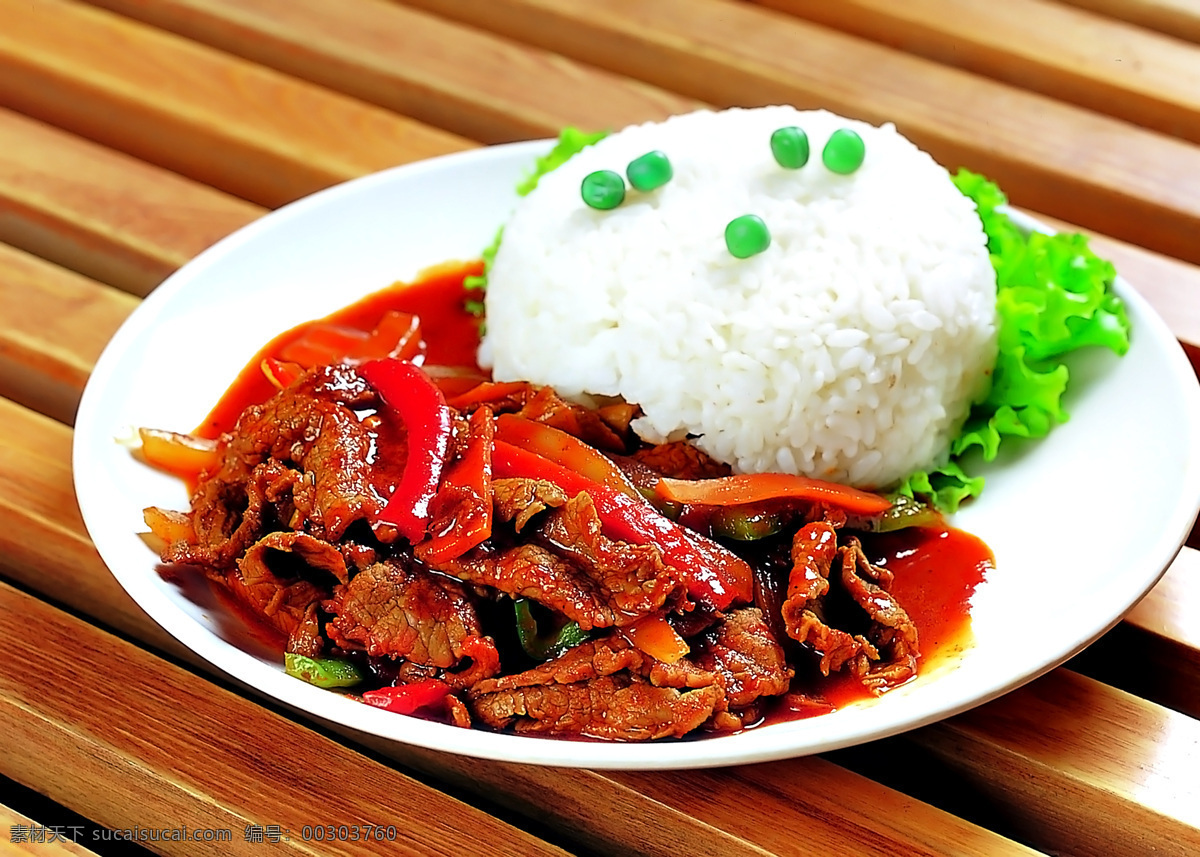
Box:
897;170;1132;511
464;127;608;317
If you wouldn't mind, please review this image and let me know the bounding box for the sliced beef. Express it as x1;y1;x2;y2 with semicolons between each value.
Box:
839;538;919;691
631;440;733;480
537;493;686;618
198;364;386;543
692;608;792;712
433;493;685;630
324;559;499;689
228;530;347;656
515;386;626;452
781;520;839;640
468;636;724;740
246;530;350;584
781;522;919;693
430;544;618;631
160;459;298;569
492;477;568;531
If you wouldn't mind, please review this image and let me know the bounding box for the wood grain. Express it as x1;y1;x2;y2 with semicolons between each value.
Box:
1074;547;1200;720
399;0;1200;266
0;580;571;857
0;108;262;296
0;399;1032;857
751;0;1200;144
906;670;1200;857
1057;0;1200;44
0;243;138;424
0;0;471;208
81;0;701;144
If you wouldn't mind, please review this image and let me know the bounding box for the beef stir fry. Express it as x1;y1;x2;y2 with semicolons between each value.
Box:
144;357;924;741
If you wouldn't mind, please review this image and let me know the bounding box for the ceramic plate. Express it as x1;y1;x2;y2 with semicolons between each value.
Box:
73;141;1200;769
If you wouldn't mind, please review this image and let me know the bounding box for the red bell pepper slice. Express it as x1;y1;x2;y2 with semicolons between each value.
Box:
361;679;451;715
493;414;642;500
358;358;453;543
278;322;368;367
655;473;893;517
416;407;495;564
276;312;425;369
492;440;752;611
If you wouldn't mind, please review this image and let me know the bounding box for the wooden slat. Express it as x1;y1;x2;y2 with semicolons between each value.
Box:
0;399;189;661
398;0;1200;266
750;0;1200;144
81;0;701;144
0;108;262;296
1072;548;1200;720
905;670;1200;857
1057;0;1200;45
0;581;571;857
0;0;470;208
0;805;101;856
0;396;1035;857
604;765;1042;857
0;243;139;425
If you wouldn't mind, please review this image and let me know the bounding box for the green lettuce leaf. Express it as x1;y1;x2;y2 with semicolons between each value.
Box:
515;127;609;197
464;127;609;318
898;170;1132;512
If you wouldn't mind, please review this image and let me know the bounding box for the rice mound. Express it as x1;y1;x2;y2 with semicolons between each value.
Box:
479;107;998;489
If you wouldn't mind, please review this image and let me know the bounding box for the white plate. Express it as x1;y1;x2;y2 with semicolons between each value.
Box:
73;140;1200;770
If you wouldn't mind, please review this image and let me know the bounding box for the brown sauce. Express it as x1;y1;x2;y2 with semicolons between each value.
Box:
196;260;993;724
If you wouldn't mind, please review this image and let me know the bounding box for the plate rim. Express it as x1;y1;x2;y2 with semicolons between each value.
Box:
72;140;1200;770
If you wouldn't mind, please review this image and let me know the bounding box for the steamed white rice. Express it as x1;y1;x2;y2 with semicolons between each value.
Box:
479;107;998;489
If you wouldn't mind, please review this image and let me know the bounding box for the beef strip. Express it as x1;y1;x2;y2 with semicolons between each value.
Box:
781;520;839;637
430;544;618;631
159;459;299;569
692;608;792;713
433;492;686;630
492;477;568;531
324;559;500;689
197;364;386;544
783;521;881;678
781;522;919;692
631;440;733;480
839;538;919;692
515;386;627;452
228;530;348;656
468;636;724;740
536;493;687;618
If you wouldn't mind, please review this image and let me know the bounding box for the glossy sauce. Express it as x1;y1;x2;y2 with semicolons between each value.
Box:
195;260;483;438
768;525;991;723
197;261;994;723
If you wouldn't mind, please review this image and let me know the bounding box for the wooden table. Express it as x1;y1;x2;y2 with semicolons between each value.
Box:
2;1;1199;854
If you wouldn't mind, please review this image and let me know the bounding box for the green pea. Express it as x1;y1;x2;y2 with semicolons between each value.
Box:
581;169;626;210
284;652;364;689
626;150;673;192
725;214;771;259
822;128;866;174
770;126;810;169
